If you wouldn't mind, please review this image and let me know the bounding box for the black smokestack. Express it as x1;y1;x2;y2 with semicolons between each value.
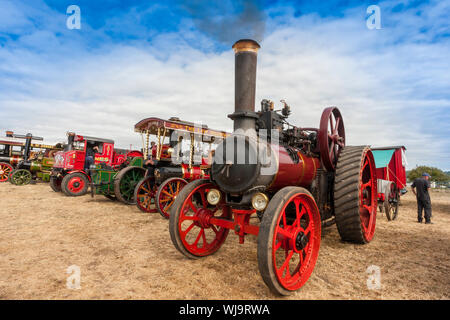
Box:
229;39;260;132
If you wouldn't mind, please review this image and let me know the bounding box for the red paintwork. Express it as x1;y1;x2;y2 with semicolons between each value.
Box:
176;182;231;256
268;144;320;191
375;147;406;190
66;175;86;194
67;170;91;182
211;208;259;244
181;163;209;180
151;144;172;161
359;150;377;242
53;139;143;172
271;192;321;291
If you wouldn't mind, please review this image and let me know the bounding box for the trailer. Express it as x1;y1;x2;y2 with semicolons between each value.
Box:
372;146;407;221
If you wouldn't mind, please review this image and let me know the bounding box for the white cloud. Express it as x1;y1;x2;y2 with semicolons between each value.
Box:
0;0;449;169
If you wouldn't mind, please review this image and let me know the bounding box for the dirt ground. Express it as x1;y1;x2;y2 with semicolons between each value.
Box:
0;182;449;300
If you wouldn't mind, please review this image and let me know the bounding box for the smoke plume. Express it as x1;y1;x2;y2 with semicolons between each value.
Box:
179;0;266;44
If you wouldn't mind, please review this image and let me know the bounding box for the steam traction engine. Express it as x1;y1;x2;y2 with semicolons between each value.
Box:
50;132;143;198
133;117;229;219
169;40;378;295
0;131;62;184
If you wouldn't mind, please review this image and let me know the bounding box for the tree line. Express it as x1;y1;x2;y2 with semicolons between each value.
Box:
407;166;450;183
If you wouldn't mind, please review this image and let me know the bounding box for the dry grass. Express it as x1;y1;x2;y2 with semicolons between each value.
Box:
0;183;449;300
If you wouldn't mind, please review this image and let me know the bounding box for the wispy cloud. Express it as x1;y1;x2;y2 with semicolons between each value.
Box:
0;0;449;169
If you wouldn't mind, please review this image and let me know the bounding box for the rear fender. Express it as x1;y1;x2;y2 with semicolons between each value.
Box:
67;170;91;182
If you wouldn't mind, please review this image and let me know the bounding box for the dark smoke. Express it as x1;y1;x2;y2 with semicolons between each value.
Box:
179;0;266;44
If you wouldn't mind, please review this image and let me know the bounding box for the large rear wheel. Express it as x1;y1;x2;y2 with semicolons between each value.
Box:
334;146;377;243
258;187;321;295
169;180;231;259
156;177;188;219
114;166;146;204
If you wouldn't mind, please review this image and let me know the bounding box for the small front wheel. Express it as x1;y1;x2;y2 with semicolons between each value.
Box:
169;180;231;259
62;173;89;196
257;187;321;296
134;176;157;213
50;176;62;192
10;169;33;186
156;177;187;219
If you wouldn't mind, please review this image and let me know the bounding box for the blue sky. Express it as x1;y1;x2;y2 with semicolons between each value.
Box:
0;0;449;170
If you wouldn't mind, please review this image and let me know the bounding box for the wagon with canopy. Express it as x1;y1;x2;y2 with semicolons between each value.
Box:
372;146;407;220
133;116;229;218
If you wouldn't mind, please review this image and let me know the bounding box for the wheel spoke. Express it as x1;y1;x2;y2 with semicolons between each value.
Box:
188;199;198;213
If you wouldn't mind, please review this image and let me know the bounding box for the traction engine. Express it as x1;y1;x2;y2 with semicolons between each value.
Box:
168;39;378;295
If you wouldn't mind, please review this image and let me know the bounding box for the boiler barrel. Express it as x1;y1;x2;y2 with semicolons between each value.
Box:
267;144;320;191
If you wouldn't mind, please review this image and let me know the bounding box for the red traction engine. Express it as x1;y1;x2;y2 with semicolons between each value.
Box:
50;132;141;196
169;39;378;295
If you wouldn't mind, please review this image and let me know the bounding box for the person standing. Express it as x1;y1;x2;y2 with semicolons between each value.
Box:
411;172;432;224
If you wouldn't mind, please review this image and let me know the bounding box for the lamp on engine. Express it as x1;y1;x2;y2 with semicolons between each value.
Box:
169;39;378;296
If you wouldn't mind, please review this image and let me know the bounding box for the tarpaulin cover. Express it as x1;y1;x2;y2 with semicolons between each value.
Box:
372;149;395;168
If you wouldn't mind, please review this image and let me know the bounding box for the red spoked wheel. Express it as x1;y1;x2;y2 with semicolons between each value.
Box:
359;149;378;241
134;176;157;213
258;187;321;295
156;177;188;219
334;146;378;243
169;179;231;258
0;162;13;182
61;172;89;197
319;107;345;171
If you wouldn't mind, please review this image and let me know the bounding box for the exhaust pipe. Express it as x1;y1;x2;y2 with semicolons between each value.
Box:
229;39;260;132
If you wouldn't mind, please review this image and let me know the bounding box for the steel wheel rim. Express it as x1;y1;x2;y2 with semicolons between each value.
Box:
67;176;85;193
120;169;144;202
0;163;13;182
359;151;377;241
177;183;230;256
158;179;187;218
11;169;32;185
272;193;321;291
136;177;156;212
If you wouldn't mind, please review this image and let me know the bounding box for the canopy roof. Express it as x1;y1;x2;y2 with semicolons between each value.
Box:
0;137;25;146
372;149;396;169
134;117;229;139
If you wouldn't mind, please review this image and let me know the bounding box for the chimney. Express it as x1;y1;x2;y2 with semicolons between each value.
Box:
229;39;260;132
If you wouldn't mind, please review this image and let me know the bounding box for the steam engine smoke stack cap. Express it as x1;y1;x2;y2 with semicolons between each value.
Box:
232;39;260;53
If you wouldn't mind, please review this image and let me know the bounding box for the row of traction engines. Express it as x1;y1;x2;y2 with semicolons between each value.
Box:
0;131;63;185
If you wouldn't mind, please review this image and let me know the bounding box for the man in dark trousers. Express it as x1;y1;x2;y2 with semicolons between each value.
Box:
411;172;432;224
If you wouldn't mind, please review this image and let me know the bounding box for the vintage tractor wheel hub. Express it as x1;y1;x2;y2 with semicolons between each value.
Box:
194;208;213;229
294;231;309;252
